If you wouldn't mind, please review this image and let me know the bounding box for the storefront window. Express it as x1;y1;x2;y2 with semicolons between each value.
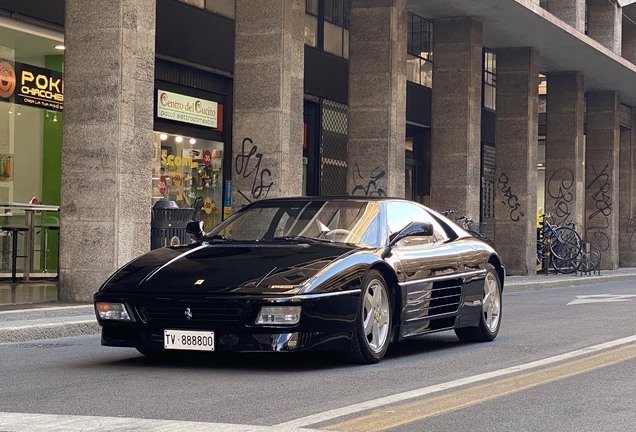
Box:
152;132;224;230
0;23;64;275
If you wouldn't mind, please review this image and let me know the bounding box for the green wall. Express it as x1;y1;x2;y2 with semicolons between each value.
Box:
40;55;63;271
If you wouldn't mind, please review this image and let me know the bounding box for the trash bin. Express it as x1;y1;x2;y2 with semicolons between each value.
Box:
150;200;196;250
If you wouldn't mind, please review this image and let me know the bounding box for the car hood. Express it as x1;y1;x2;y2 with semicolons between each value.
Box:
99;241;358;295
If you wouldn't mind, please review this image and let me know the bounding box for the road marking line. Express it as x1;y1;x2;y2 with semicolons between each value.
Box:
567;294;636;305
275;335;636;429
325;343;636;432
0;412;323;432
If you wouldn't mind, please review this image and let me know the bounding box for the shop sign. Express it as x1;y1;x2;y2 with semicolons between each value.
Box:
15;62;64;111
183;148;203;161
157;90;218;128
0;61;16;99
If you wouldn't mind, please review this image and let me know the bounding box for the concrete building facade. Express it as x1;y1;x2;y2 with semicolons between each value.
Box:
2;0;636;300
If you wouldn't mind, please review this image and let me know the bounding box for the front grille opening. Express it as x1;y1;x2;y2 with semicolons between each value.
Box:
136;300;245;325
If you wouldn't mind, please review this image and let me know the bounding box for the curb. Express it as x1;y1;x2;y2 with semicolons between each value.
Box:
505;272;636;292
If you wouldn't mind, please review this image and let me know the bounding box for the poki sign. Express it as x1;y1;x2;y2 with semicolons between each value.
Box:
157;90;218;128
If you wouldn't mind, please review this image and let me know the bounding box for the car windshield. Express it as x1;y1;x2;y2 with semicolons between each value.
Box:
205;200;383;247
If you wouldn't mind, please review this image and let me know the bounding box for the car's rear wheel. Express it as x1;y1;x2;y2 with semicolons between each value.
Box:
345;270;392;364
455;264;501;342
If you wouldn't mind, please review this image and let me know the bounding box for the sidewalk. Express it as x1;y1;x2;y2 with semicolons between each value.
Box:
1;267;636;344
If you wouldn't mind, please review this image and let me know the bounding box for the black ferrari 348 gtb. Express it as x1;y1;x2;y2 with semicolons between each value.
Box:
94;197;504;364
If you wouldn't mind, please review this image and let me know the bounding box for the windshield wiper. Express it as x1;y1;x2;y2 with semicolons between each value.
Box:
272;235;333;243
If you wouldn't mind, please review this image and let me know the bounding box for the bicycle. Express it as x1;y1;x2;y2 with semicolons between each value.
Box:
556;221;601;275
440;210;491;243
537;213;582;273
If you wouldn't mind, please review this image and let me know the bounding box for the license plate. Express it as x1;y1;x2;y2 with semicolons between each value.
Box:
164;329;215;351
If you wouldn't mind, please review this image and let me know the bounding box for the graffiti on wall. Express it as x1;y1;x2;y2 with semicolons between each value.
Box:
497;173;523;222
547;168;574;226
624;212;636;252
586;164;611;251
351;164;387;196
235;137;273;203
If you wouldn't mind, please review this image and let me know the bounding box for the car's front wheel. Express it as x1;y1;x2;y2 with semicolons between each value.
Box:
346;270;392;364
455;264;502;342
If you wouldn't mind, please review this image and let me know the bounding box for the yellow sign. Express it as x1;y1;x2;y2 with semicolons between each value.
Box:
223;207;232;220
204;197;213;215
172;173;182;186
161;154;192;168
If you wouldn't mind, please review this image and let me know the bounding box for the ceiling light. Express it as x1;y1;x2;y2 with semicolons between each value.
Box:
8;103;12;114
17;106;21;116
55;45;65;50
53;112;58;122
189;138;196;145
160;133;168;141
175;136;183;143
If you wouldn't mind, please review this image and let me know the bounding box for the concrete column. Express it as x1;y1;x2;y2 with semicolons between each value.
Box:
347;0;407;198
587;0;622;55
585;91;620;270
232;0;304;208
547;0;585;32
619;109;636;266
429;17;482;218
544;72;585;227
622;18;636;65
494;48;539;275
60;0;156;302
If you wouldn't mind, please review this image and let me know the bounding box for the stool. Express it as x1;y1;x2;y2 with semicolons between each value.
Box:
1;225;28;282
41;224;60;273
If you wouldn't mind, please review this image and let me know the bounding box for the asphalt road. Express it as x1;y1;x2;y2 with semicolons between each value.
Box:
0;280;635;431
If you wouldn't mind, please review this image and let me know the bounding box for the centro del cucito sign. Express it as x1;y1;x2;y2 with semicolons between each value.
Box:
157;90;218;128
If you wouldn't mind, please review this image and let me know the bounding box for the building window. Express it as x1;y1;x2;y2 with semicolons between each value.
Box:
305;0;350;59
179;0;236;19
407;13;433;88
483;49;496;111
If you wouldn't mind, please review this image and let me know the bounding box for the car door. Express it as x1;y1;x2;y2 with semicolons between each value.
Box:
386;202;462;338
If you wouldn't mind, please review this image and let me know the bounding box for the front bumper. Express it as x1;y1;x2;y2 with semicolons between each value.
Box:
95;290;360;353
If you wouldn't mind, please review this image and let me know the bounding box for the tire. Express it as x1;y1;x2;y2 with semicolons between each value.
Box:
455;265;502;342
551;256;578;274
574;240;601;273
549;227;581;260
345;270;392;364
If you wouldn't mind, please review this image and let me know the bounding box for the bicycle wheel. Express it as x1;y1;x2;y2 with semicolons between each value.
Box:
551;256;578;274
549;227;581;260
574;240;601;273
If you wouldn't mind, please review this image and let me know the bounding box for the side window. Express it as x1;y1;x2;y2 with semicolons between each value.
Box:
387;202;447;246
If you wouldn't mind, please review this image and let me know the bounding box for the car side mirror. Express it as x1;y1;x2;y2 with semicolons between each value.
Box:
186;221;206;241
390;222;434;246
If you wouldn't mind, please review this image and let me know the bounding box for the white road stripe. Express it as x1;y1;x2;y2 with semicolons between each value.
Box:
567;294;636;305
0;412;322;432
275;335;636;429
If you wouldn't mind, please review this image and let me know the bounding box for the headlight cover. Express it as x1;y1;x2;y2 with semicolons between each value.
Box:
95;302;131;321
255;306;301;325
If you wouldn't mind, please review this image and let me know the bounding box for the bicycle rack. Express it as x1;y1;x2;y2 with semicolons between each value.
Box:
576;241;602;277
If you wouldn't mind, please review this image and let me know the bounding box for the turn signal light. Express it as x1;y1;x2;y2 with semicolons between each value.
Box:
95;302;131;321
